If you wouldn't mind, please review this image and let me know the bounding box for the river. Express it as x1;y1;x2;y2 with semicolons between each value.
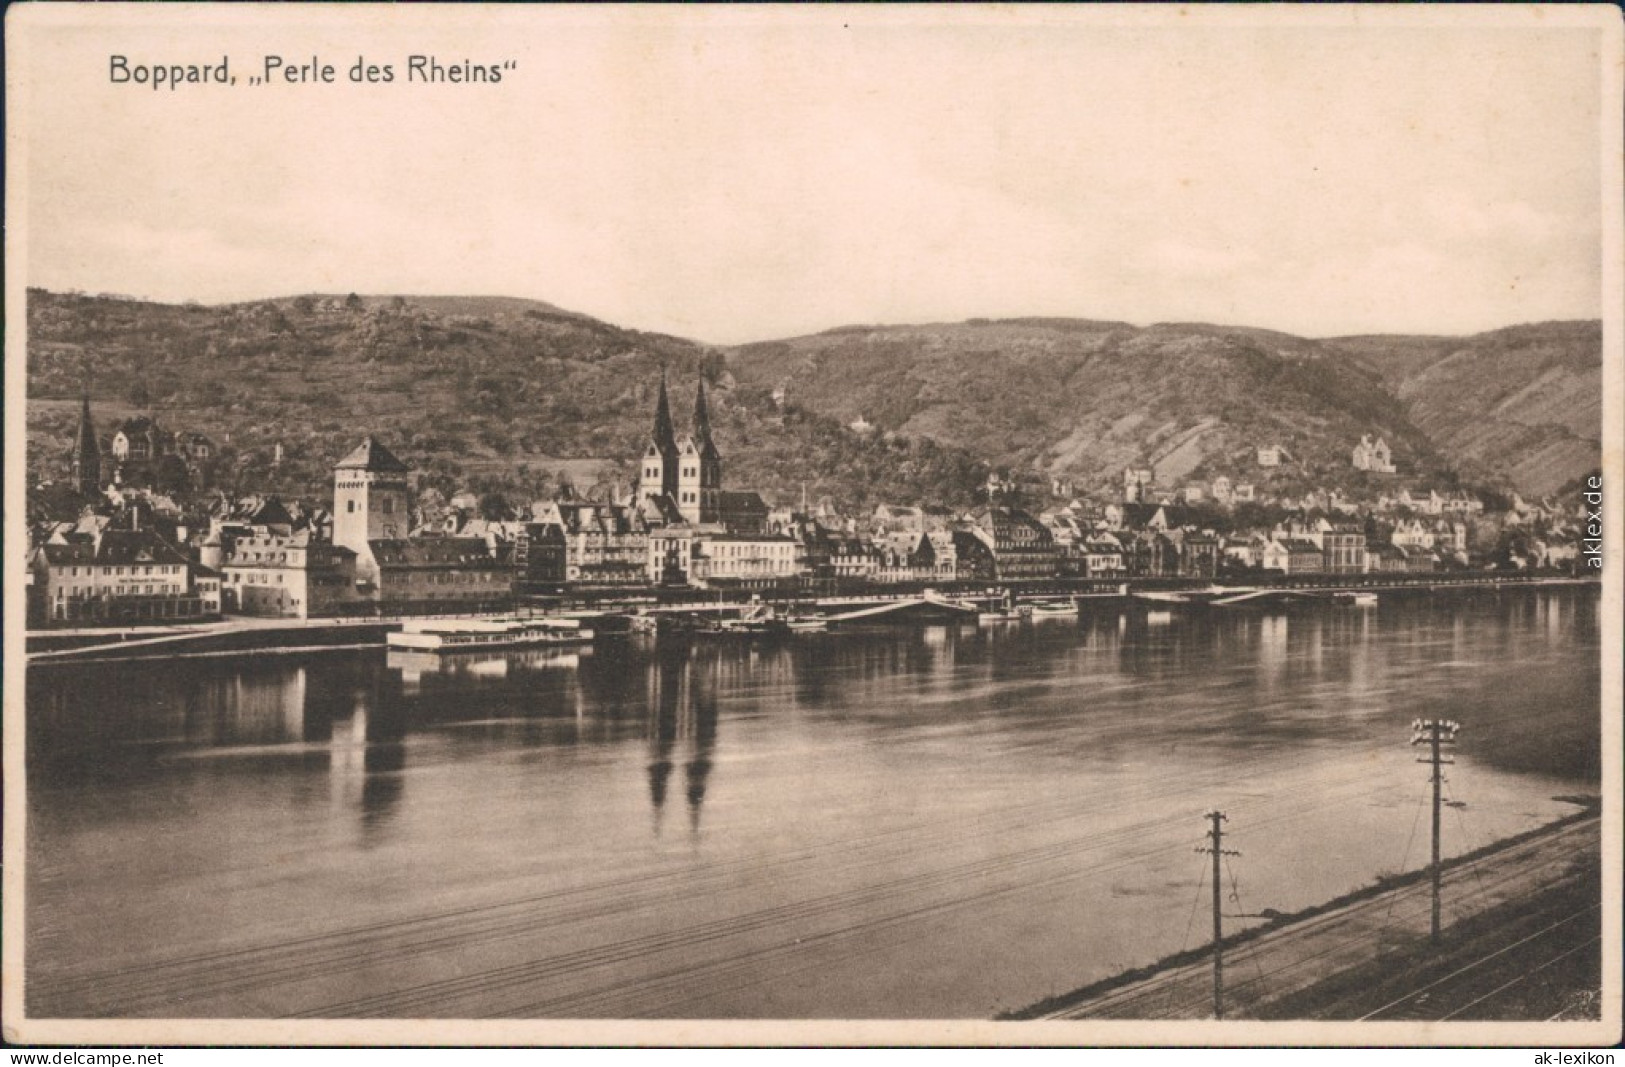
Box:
24;586;1601;1019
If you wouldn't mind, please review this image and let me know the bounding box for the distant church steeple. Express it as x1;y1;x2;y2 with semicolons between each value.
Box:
637;369;727;524
71;385;101;497
639;367;681;506
675;378;724;524
693;378;721;481
652;366;678;458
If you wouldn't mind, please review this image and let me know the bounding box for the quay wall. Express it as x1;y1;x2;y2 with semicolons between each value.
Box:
25;573;1598;661
27;620;397;662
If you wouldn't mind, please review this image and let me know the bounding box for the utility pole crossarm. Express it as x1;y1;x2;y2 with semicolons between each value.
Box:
1409;719;1461;945
1195;810;1241;1020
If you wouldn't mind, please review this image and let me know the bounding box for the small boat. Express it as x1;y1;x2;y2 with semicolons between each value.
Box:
698;618;789;637
1350;592;1379;607
655;613;705;637
387;647;581;682
1131;590;1193;605
978;590;1031;624
696;602;797;638
786;616;829;634
1028;599;1076;619
386;616;593;652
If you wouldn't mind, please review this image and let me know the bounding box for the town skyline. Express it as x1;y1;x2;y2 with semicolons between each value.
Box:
29;351;1599;631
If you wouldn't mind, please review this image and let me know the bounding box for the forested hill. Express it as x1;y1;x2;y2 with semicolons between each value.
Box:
24;290;988;512
26;290;1601;511
1320;322;1602;498
728;317;1602;498
730;318;1437;494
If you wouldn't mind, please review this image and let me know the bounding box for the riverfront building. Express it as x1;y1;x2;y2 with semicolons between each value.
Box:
28;528;206;626
514;522;568;591
331;436;512;613
648;527;804;589
332;436;411;590
532;500;652;586
221;529;359;618
1322;523;1369;575
367;537;513;613
969;506;1060;581
1262;538;1326;575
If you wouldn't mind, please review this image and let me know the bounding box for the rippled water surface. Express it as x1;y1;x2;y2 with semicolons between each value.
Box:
26;587;1601;1018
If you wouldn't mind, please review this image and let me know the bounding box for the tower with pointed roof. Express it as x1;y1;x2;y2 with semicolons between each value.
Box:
71;388;101;497
332;436;410;582
638;368;681;508
691;378;722;489
675;378;724;525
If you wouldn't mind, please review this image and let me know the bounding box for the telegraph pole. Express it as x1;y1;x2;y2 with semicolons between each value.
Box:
1411;718;1461;944
1197;810;1240;1019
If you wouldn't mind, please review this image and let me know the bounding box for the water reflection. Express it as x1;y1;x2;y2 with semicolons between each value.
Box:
640;644;725;836
27;589;1603;791
338;672;407;836
23;587;1603;1019
686;668;717;837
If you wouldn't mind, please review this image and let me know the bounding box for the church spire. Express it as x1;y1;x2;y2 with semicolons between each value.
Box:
689;375;722;498
639;366;682;507
692;377;718;460
71;384;101;496
652;365;678;457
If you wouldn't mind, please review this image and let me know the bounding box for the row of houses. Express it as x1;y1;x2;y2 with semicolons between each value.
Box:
28;377;1591;627
22;496;1446;627
1120;462;1495;519
44;461;1571;626
1124;468;1261;507
28;449;1065;624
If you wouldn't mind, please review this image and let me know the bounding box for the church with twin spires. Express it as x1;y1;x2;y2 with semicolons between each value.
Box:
637;369;767;534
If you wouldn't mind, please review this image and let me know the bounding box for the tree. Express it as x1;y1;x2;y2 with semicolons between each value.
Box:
345;293;363;312
164;455;201;493
699;350;728;383
478;492;514;521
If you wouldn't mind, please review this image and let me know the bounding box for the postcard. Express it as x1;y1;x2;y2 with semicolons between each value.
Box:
5;2;1620;1048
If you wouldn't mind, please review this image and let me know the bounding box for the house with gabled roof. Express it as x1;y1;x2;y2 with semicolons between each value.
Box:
29;528;204;626
1352;434;1396;474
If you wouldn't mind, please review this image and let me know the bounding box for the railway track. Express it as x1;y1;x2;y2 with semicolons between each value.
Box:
1358;909;1601;1021
1039;814;1601;1021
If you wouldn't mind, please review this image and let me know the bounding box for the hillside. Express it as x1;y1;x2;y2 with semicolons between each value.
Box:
1323;322;1602;497
24;290;988;513
26;291;1602;512
727;318;1455;494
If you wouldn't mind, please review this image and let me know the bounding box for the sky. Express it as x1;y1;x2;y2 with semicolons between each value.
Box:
10;6;1611;344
